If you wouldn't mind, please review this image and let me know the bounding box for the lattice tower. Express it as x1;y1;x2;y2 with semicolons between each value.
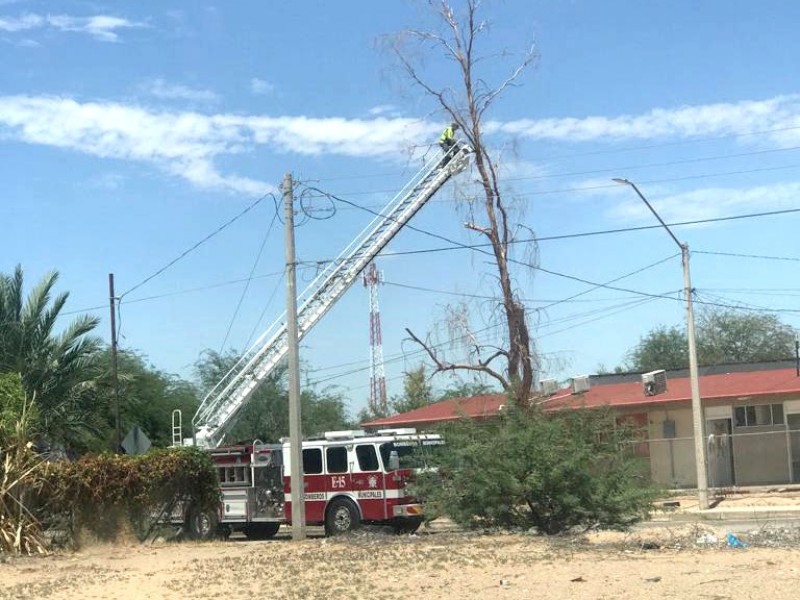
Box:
363;262;387;415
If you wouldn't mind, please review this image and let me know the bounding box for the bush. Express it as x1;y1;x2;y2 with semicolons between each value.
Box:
0;373;47;555
37;447;219;544
414;406;659;534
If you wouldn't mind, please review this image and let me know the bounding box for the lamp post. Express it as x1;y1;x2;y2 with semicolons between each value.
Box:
613;178;709;510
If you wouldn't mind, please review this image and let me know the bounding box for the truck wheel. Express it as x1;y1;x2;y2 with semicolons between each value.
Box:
325;498;360;536
186;506;218;541
243;522;280;540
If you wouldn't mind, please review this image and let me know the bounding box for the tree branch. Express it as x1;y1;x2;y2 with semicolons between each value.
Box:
405;327;509;390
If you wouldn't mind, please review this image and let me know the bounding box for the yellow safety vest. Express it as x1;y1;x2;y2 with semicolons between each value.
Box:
439;126;454;143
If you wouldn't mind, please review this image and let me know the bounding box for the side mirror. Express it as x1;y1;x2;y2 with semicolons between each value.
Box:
388;450;400;471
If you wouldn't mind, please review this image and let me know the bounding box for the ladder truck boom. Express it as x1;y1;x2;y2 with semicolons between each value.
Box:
192;144;471;448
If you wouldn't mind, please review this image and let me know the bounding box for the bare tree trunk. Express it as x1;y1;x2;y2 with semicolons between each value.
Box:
388;0;537;406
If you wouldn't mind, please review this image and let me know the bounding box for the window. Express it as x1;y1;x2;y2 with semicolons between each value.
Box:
734;403;784;427
326;446;349;473
303;448;323;474
218;465;249;485
355;444;379;472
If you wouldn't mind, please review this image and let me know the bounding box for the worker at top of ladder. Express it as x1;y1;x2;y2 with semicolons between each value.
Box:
438;121;460;164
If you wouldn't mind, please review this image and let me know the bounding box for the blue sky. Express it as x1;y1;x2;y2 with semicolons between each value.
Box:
3;0;800;417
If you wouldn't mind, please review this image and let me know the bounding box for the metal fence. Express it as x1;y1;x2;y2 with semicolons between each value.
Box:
633;428;800;489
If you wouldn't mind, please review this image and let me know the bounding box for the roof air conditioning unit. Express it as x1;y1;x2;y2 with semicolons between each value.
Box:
540;378;558;396
642;369;667;396
571;375;590;395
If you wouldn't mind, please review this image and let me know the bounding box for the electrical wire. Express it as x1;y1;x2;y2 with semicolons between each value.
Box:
695;250;800;262
244;267;287;351
295;206;800;267
382;280;645;304
120;191;277;299
308;144;800;201
58;205;800;320
219;209;280;353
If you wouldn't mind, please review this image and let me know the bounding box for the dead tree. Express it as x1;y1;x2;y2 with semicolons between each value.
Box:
388;0;538;405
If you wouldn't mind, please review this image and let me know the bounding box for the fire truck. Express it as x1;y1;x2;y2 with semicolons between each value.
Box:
180;428;443;539
174;141;471;538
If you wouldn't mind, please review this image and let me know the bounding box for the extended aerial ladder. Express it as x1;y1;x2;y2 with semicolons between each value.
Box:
192;143;471;448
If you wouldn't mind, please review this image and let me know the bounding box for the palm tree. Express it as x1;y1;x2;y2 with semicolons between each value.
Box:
0;265;101;446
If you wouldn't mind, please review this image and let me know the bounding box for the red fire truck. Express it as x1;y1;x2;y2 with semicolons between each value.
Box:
181;428;442;539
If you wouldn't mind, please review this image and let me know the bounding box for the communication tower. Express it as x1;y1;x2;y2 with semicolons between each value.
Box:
363;262;388;415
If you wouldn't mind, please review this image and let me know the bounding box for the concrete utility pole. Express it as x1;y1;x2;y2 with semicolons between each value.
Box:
283;172;306;540
108;273;121;452
613;178;709;510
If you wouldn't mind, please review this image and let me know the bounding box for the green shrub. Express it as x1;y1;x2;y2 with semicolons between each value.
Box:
38;447;219;544
414;406;659;534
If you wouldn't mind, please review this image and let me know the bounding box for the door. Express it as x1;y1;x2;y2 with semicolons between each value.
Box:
788;414;800;483
706;418;734;487
351;443;387;520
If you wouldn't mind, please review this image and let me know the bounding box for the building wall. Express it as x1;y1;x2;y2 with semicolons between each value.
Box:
623;398;797;488
645;407;697;488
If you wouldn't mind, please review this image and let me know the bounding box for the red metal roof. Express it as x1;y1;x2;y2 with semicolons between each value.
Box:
363;367;800;428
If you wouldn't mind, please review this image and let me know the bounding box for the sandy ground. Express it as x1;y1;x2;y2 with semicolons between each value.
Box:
2;524;799;600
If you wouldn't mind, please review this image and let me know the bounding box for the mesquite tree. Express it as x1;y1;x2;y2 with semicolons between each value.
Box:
388;0;538;405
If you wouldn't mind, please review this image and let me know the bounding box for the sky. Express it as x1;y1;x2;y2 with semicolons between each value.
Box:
3;0;800;420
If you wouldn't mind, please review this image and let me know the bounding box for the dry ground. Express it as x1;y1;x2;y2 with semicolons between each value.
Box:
2;524;799;600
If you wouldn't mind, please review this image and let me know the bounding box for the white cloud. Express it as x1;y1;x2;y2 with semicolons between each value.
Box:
0;95;266;194
0;95;432;194
0;13;41;31
2;92;800;198
491;95;800;144
0;13;144;41
142;79;219;103
250;78;274;95
368;104;397;116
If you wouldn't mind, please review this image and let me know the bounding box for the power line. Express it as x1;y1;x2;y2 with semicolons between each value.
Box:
500;144;800;184
244;267;287;351
311;123;800;186
303;182;800;313
695;250;800;263
60;207;800;320
536;254;680;312
310;144;800;200
120;191;277;298
383;280;645;304
297;206;800;266
219;209;280;353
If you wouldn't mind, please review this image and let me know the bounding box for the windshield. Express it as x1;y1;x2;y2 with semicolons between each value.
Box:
379;438;444;472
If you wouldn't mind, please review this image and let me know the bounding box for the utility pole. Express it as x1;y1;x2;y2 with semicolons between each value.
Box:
108;273;121;452
613;178;709;510
682;244;709;509
284;172;306;540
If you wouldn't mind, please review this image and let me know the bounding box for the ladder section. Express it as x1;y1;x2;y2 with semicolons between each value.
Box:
193;144;471;448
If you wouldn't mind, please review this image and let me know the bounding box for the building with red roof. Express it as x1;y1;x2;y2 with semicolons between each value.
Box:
363;361;800;488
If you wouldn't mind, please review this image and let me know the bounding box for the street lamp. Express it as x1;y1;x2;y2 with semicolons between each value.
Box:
612;177;709;510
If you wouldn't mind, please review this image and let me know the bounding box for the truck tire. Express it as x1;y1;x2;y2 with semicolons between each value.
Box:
325;498;360;536
185;506;218;541
243;522;280;540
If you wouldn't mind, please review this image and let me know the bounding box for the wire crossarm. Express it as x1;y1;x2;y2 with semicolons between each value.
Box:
192;144;471;448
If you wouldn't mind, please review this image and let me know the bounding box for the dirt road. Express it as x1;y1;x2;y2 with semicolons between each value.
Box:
1;527;798;599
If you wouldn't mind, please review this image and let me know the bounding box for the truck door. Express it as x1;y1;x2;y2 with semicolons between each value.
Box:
324;444;353;504
301;446;326;523
351;443;386;520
